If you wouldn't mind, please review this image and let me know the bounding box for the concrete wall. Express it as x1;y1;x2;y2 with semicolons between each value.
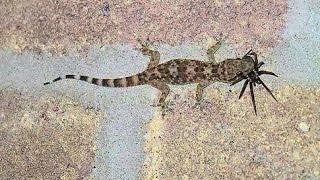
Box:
0;0;319;179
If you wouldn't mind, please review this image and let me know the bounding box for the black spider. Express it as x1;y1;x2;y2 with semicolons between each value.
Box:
230;49;278;115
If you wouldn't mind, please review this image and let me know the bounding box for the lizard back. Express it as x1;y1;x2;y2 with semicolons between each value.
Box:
44;59;219;87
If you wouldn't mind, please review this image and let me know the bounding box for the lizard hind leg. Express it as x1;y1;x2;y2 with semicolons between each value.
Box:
137;38;160;69
149;82;170;108
196;82;210;102
207;36;227;64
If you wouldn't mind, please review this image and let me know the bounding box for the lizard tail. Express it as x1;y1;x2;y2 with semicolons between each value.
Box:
43;74;146;87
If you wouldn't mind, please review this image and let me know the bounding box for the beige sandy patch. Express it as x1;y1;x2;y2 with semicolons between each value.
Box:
0;0;288;55
143;85;319;179
0;89;102;179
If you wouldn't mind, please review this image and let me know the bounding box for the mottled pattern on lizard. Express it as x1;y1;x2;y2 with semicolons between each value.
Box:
44;38;277;113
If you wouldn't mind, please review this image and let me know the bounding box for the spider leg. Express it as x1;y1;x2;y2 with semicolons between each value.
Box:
258;70;278;77
239;79;249;99
258;77;278;102
242;49;253;58
231;77;244;86
230;72;246;86
249;81;257;115
249;51;258;67
257;62;265;69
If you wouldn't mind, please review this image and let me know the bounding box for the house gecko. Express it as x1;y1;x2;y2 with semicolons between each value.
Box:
44;38;278;114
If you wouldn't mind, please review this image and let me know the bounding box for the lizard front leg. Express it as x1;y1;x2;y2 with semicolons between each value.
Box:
137;39;160;69
149;82;170;107
207;37;227;64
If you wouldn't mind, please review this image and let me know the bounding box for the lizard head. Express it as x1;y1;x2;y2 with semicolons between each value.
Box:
229;49;278;115
217;55;255;82
222;49;275;82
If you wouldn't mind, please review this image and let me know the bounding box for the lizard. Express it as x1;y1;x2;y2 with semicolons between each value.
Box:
44;38;278;114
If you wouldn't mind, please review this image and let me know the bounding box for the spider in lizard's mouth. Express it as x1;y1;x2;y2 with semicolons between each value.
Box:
231;49;278;115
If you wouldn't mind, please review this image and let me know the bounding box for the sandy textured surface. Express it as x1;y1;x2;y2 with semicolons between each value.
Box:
0;0;287;55
143;85;320;179
1;0;320;179
0;89;101;179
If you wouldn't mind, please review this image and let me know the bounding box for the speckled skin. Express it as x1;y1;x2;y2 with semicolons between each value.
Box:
44;40;255;106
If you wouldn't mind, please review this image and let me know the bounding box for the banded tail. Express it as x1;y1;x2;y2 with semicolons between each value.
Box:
43;74;146;87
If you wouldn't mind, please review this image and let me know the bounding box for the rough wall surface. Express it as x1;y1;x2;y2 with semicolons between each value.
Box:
0;0;319;179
